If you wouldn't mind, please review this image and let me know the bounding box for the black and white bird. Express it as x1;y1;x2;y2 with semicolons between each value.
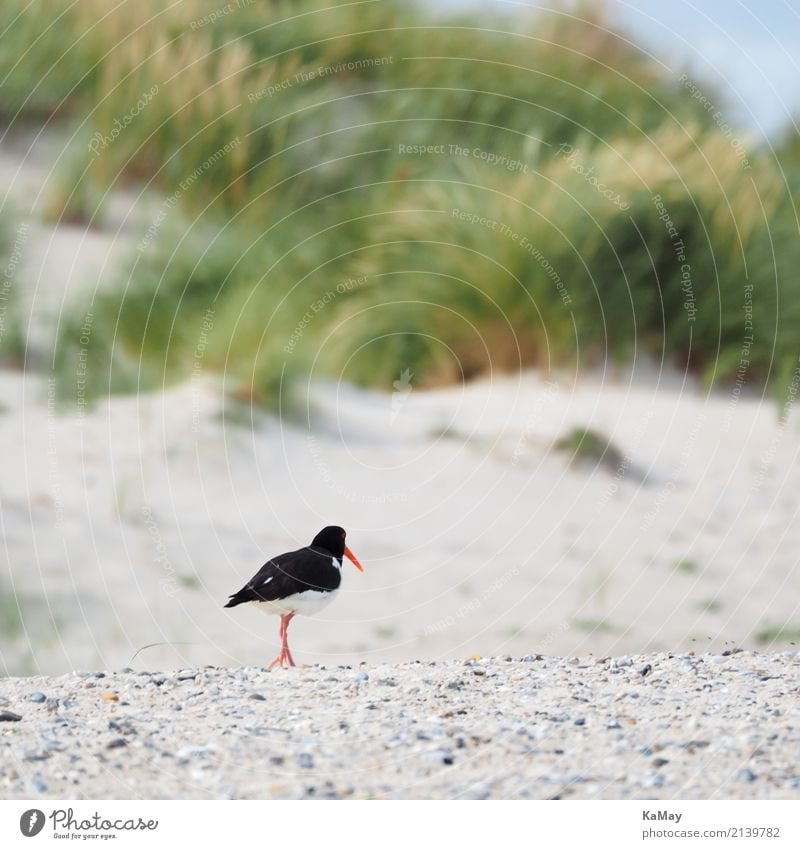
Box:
224;526;364;669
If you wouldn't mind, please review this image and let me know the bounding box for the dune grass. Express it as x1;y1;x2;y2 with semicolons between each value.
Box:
2;0;798;409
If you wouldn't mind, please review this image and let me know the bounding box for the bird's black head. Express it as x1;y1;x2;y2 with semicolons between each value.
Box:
310;526;365;572
311;525;348;557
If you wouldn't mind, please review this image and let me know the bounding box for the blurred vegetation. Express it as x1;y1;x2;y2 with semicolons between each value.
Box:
1;0;798;407
755;621;800;645
555;426;625;469
0;212;27;367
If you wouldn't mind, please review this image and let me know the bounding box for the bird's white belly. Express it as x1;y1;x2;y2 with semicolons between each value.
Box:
253;589;339;617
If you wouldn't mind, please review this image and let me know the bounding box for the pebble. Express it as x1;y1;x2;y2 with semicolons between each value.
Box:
0;710;22;722
0;654;795;799
27;778;48;793
29;692;47;703
426;749;455;765
176;745;215;758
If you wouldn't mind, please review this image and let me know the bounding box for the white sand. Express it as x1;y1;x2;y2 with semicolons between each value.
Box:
1;359;799;675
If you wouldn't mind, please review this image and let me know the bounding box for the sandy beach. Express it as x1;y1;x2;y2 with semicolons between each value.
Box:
2;125;800;679
2;360;800;676
2;652;798;800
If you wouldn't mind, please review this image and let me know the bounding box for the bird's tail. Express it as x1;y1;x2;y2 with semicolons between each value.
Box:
224;594;245;608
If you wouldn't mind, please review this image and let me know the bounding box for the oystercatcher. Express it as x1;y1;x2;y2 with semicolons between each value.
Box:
224;526;364;669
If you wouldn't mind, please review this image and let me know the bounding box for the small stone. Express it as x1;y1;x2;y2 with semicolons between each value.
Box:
106;738;127;750
652;757;669;768
269;756;284;766
352;672;369;683
606;718;621;729
738;768;757;782
0;710;22;722
27;778;48;793
99;692;119;702
296;753;314;769
29;692;47;703
446;680;462;691
639;664;652;677
574;718;586;726
177;745;215;759
249;693;266;701
426;749;454;765
108;719;136;735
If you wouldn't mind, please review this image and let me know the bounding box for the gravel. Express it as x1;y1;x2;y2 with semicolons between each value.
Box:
1;652;799;799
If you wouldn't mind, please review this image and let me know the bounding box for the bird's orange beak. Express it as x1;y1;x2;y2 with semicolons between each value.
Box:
344;546;364;572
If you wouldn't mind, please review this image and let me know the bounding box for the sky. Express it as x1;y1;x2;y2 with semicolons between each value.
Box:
610;0;800;138
436;0;800;139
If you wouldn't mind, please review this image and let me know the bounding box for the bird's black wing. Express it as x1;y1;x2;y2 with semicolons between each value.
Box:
224;546;340;607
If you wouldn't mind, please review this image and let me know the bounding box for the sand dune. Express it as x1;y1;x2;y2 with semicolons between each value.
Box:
1;359;798;675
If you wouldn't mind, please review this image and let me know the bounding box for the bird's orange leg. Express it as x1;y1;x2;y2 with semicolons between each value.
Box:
283;612;296;666
267;612;297;669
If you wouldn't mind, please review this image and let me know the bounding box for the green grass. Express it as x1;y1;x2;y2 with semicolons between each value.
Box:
177;574;201;590
0;0;797;407
0;212;27;367
0;581;63;648
755;622;800;645
555;427;625;468
0;590;25;640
